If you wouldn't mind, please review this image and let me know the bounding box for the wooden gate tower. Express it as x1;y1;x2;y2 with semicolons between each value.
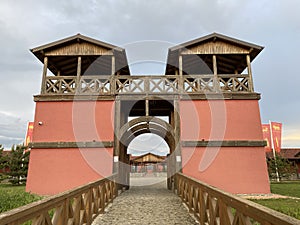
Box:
26;33;270;195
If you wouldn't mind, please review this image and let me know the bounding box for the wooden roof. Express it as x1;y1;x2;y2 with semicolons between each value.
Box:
165;32;264;74
130;153;166;163
31;34;130;75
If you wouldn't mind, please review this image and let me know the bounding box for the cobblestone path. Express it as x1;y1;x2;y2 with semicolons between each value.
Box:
93;176;198;225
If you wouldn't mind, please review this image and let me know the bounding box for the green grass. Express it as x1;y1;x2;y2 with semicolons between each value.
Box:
0;184;42;213
270;181;300;198
251;181;300;220
252;198;300;220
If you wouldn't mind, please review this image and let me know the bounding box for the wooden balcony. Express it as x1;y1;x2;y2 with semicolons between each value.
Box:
41;74;253;96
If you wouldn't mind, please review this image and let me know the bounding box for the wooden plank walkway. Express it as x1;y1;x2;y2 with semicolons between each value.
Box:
92;175;197;225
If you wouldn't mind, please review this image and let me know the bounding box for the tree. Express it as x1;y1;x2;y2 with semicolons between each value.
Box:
6;145;30;185
267;153;298;181
0;145;10;182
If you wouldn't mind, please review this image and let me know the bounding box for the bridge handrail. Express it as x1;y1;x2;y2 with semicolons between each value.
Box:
0;174;117;225
175;173;299;225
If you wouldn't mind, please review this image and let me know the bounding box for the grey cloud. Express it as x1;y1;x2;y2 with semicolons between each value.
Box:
0;0;300;149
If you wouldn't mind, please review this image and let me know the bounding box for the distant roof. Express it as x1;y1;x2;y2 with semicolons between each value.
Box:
31;33;130;75
166;32;264;75
130;152;166;163
266;148;300;159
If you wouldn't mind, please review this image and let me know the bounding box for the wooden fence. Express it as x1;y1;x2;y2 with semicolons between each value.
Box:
0;174;117;225
175;173;300;225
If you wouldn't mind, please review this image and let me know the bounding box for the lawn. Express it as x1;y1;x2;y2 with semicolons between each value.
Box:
0;184;42;213
251;181;300;220
270;181;300;198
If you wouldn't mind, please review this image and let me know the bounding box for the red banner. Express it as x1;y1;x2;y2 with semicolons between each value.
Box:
271;122;282;153
262;124;272;152
25;122;34;146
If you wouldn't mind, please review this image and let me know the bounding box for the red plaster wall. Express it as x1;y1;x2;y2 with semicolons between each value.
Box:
32;101;114;142
26;148;113;195
180;100;270;194
27;100;115;195
182;147;270;194
180;100;263;141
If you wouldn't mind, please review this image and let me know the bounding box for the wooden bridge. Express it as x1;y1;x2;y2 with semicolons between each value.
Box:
0;173;299;225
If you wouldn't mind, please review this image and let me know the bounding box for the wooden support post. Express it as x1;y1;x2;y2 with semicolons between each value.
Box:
174;97;182;174
213;55;218;92
166;96;182;191
76;56;82;92
246;54;254;92
111;55;115;75
113;98;121;193
179;54;183;93
145;99;149;116
41;56;48;94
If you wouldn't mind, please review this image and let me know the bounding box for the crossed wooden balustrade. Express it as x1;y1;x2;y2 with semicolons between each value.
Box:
175;173;299;225
43;74;252;95
0;174;117;225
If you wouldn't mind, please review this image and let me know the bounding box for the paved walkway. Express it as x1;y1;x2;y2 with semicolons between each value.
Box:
93;176;198;225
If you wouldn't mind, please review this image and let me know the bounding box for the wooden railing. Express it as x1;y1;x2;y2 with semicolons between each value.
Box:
0;174;117;225
45;76;77;94
42;74;253;95
79;75;112;95
175;173;299;225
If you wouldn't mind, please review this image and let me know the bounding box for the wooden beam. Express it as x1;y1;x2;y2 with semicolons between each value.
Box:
113;98;121;178
179;55;183;76
77;56;82;77
111;55;115;75
76;56;82;89
145;99;149;116
174;97;182;173
179;55;183;93
213;55;218;91
34;94;115;102
246;54;254;92
181;140;266;147
29;141;113;149
41;56;48;94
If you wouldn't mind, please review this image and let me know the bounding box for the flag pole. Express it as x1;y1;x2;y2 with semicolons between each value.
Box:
269;120;280;182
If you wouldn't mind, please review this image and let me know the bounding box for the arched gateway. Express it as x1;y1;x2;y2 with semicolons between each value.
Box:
26;33;270;195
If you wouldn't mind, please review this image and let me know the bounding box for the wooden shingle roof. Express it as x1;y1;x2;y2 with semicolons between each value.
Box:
31;33;130;75
166;32;264;75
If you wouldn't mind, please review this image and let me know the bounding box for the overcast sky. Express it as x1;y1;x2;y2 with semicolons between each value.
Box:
0;0;300;152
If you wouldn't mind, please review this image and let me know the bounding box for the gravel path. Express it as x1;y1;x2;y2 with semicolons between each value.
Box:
92;176;198;225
